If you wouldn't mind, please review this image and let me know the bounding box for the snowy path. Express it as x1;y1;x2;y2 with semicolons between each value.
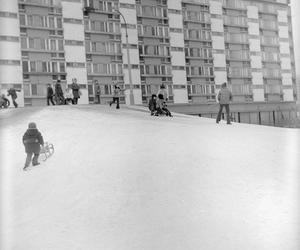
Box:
1;105;300;250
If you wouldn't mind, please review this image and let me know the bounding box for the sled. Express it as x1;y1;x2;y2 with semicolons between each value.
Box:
40;142;54;161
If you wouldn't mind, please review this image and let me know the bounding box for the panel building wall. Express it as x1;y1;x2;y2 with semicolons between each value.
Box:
0;0;297;125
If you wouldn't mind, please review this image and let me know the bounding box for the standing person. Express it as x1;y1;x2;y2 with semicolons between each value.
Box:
71;78;80;105
148;94;157;115
54;80;64;105
109;85;124;109
156;84;168;111
46;84;55;106
94;80;101;104
7;87;21;108
216;82;233;125
22;122;44;170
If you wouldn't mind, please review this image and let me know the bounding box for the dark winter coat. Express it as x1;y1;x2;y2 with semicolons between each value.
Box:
23;128;44;154
47;86;54;97
71;83;80;98
7;88;20;100
55;83;64;97
95;84;100;95
217;87;232;105
148;98;157;112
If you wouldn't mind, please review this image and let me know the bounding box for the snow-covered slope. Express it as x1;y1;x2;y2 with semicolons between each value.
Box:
1;105;300;250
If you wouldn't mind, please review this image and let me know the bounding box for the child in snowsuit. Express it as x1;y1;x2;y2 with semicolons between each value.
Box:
23;122;44;170
0;94;10;108
109;85;124;109
148;94;157;115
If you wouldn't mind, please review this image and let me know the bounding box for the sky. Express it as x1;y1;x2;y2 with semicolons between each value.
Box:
291;0;300;77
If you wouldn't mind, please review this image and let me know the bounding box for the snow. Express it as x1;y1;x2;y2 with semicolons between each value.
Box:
0;105;300;250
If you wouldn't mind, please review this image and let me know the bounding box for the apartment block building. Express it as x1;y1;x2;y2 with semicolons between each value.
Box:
0;0;297;125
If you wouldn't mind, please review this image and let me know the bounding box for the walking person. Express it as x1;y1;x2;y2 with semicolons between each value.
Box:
109;85;124;109
46;84;55;106
23;122;44;170
216;82;233;125
94;80;101;104
71;78;80;105
7;87;21;108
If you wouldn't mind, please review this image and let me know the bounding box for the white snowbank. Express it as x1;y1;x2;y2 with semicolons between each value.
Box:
1;105;300;250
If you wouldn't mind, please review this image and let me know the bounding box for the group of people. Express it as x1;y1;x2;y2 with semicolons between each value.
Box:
0;88;21;109
148;84;173;117
47;78;81;106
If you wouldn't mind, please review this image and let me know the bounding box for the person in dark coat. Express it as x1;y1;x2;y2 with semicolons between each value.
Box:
216;82;233;125
0;94;10;108
109;85;124;109
7;88;21;108
71;78;80;104
148;94;157;116
54;80;65;105
94;80;101;104
46;84;55;106
23;122;44;170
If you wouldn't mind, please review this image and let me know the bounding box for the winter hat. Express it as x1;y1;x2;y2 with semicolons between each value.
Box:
28;122;37;129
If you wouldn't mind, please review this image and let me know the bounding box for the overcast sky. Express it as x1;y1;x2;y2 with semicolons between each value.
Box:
291;0;300;76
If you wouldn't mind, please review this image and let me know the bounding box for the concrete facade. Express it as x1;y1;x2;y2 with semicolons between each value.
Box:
0;0;297;125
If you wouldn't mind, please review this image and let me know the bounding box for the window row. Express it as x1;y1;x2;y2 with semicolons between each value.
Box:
85;41;122;54
140;64;172;76
84;0;119;12
264;84;282;94
223;16;247;26
87;63;123;74
22;61;66;73
183;11;210;23
231;84;251;95
185;47;212;58
20;37;64;51
261;36;279;46
226;50;249;60
137;24;169;37
225;33;249;43
84;20;121;33
19;14;63;29
227;67;251;77
260;20;277;30
262;52;280;62
186;66;214;76
263;69;281;78
141;84;173;97
136;5;168;18
19;0;58;6
187;84;215;95
138;45;170;57
184;29;211;41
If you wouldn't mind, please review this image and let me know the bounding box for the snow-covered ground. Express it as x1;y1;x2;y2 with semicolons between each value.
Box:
1;105;300;250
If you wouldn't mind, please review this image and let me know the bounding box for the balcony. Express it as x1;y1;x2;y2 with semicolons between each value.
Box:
261;36;279;47
227;67;252;78
225;33;249;44
262;52;280;62
260;20;277;30
226;50;250;61
223;16;247;27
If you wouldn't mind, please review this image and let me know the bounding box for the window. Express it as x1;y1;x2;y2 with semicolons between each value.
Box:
58;40;64;51
22;61;29;72
52;62;58;72
59;62;65;72
31;84;37;95
20;14;26;25
30;61;36;72
21;37;27;49
56;18;62;28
